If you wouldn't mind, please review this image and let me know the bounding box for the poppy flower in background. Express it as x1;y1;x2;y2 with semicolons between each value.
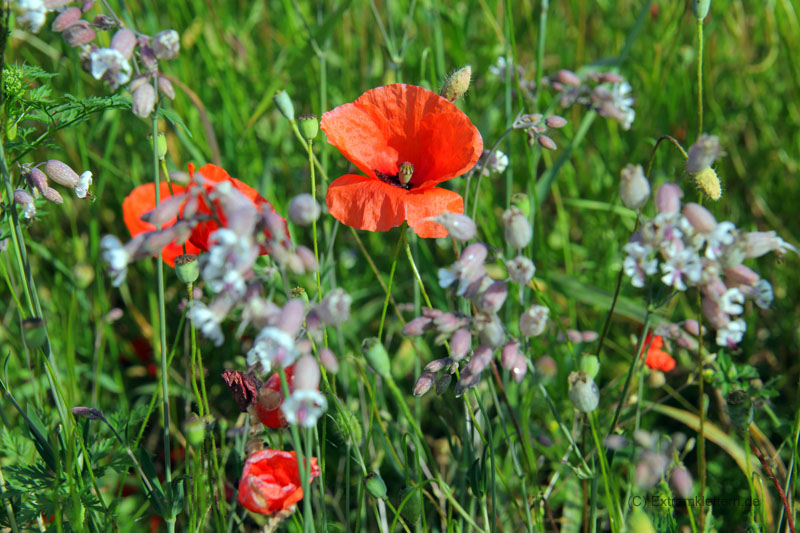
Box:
321;84;483;238
253;364;296;429
238;448;320;515
643;334;675;372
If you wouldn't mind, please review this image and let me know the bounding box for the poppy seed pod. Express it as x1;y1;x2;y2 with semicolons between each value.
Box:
503;207;532;249
157;77;175;100
43;187;64;204
519;304;549;337
364;472;387;499
184;415;206;448
362;337;390;377
655;183;683;214
63;21;95;47
682;202;716;233
174;254;199;284
293;354;321;391
298;113;319;140
434;212;476;241
152;29;180;60
273;90;295;121
619;164;650;209
132;83;156;118
44;159;80;188
449;327;471;361
51;7;82;32
440;65;472;102
288;193;321;226
568;370;599;413
693;167;721;201
413;371;436;396
110;28;136;60
506;255;535;285
686;134;721;174
692;0;710;19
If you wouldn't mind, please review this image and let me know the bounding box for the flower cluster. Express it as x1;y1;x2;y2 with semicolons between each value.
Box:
14;159;93;220
548;69;636;130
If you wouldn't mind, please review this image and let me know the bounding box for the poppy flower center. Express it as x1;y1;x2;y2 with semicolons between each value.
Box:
375;161;415;190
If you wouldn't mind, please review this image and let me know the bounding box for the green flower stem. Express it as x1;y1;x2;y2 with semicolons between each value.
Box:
468;125;514;221
349;226;405;323
403;237;433;309
697;18;704;138
695;291;707;525
307;139;323;303
589;411;622;532
378;229;405;341
606;311;652;438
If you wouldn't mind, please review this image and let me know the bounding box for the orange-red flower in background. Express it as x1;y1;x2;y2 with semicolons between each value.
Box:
253;364;296;429
321;84;483;238
238;449;320;515
643;334;675;372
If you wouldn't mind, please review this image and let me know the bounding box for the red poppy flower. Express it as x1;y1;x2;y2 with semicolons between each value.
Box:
253;364;296;429
643;334;675;372
321;84;483;238
238;449;320;515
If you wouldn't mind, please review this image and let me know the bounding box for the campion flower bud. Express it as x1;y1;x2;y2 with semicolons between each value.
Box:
298;113;319;140
43;187;64;204
152;29;180;60
687;134;721;174
317;288;351;326
288;193;321;225
319;347;339;374
158;77;175;100
63;21;95;47
579;355;600;379
436;373;452;394
555;69;581;87
22;318;47;349
467;345;493;376
129;74;148;93
506;255;535;285
655;182;683;214
479;150;509;175
132;83;156;118
671;466;694;498
619;164;649;209
14;188;35;219
174;254;199;284
450;328;471;361
683;319;703;337
72;406;104;420
293;354;321;391
365;472;387;499
295;246;318;272
141;193;185;226
92;14;116;29
25;167;48;195
273;90;295;121
692;0;710;19
362;337;390;377
519;304;549;337
503;207;532;249
434;312;466;335
724;264;759;287
545;115;568;128
479;281;508;313
44;0;72;8
440;65;471;102
82;0;95;11
275;299;305;337
568;370;599;413
501;342;520;370
110;28;136;60
682;202;716;233
52;7;82;32
435;212;476;241
537;135;557;150
402;316;432;337
424;358;451;373
413;371;436;396
44;159;80;188
693;167;721;201
139;44;158;71
476;312;505;347
535;355;557;379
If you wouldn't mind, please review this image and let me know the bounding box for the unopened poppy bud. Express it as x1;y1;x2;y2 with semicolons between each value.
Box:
365;472;387;499
402;316;432;337
506;256;535;285
22;318;47;349
619;164;650;209
44;159;80;188
157;77;175;100
398;162;414;185
441;65;472;102
110;28;136;60
43;187;64;204
273;90;295;121
545;115;568;128
184;415;205;448
450;328;471;361
655;183;683;214
362;337;390;377
298;113;319;140
503;207;532;249
568;370;599;413
174;254;199;284
132;83;156;118
398;486;423;523
288;193;321;225
479;281;508;313
519;305;549;337
686;134;721;173
63;21;95;47
293;354;321;391
579;355;600;379
693;167;721;201
52;7;82;32
434;212;476;241
152;29;180;60
413;371;436;396
155;132;168;160
692;0;711;20
683;202;716;233
555;69;581;87
537;135;557;150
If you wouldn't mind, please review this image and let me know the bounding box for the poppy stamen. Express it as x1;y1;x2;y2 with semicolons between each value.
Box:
374;169;412;190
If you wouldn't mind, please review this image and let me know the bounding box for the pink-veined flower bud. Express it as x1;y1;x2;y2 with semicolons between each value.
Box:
293;354;321;391
459;243;488;270
44;0;72;7
132;83;156;118
63;21;95;47
519;305;549;337
14;189;35;218
319;347;339;374
51;7;82;32
139;44;158;71
402;316;432;337
568;370;599;413
91;14;116;29
682;203;716;233
450;328;471;361
500;343;527;383
506;255;535;285
500;342;519;369
295;245;318;273
724;264;759;287
655;183;683;214
479;281;508;313
422;307;443;319
81;0;95;12
686;134;722;174
110;28;136;60
26;167;48;195
276;299;306;337
43;187;64;204
555;69;581;86
434;312;467;335
476;312;505;348
599;72;624;84
424;357;452;373
317;288;351;326
537;135;557;151
44;159;79;188
671;466;694;498
701;297;730;330
467;345;493;376
503;207;532;249
288;193;321;226
129;74;149;93
682;319;703;337
545;115;568;128
413;372;436;396
140;193;186;226
152;30;180;60
435;212;476;241
619;164;649;209
158;77;175;100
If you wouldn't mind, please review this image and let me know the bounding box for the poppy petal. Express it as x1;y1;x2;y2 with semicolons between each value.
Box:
326;174;407;233
403;187;464;238
413;111;483;188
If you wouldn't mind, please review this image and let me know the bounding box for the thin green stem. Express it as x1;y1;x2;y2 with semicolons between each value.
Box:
378;230;405;341
606;311;652;438
308;139;323;304
696;291;706;525
696;19;704;138
0;462;20;533
403;238;433;309
590;411;622;532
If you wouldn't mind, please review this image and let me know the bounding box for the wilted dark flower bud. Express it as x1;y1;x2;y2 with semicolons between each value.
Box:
221;370;262;411
619;164;649;209
298;113;319;140
158;77;175;100
402;316;432;337
63;21;96;47
450;328;471;361
139;44;158;71
436;373;452;394
413;371;436;396
288;193;321;225
52;7;82;32
568;370;599;413
537;135;557;150
365;472;387;499
502;207;532;249
440;65;472;102
110;28;136;61
132;83;156;118
71;406;104;420
44;159;80;188
434;212;476;241
655;183;683;214
91;14;116;30
152;30;180;60
362;337;390;377
506;255;535;285
273;90;295;121
22;318;47;349
174;254;199;284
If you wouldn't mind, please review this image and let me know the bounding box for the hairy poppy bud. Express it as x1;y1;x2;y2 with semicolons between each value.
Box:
620;164;649;209
44;159;80;188
450;328;471;361
441;65;472;102
537;134;557;150
52;7;82;32
110;28;136;60
43;187;64;204
568;370;599;413
174;254;199;284
413;371;436;396
63;21;95;47
545;115;568;128
398;162;414;185
152;30;180;60
655;183;683;214
692;0;711;20
434;212;476;241
362;337;390;377
506;255;535;285
273;90;295;121
22;318;47;349
365;472;387;499
288;193;321;225
157;77;175;100
132;83;156;118
503;207;532;249
298;113;319;140
693;167;721;201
